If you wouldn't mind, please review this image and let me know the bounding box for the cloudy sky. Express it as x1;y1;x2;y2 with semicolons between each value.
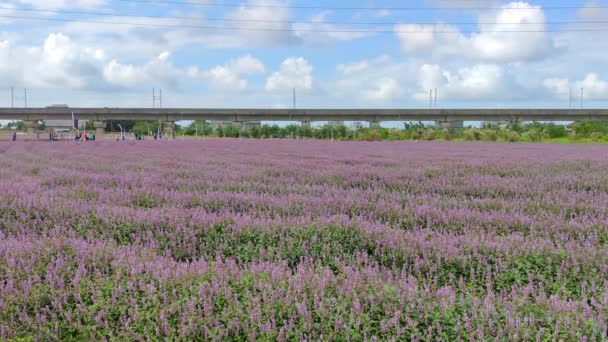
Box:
0;0;607;109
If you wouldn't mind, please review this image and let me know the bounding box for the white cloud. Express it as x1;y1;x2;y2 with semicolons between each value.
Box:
363;78;404;102
0;40;21;82
333;55;417;104
0;3;18;24
543;78;570;99
374;10;392;18
199;66;248;91
189;55;265;91
26;33;102;89
414;63;523;101
226;0;297;46
395;2;558;63
0;34;106;89
228;54;266;74
577;1;608;21
394;24;465;52
103;60;147;87
17;0;107;9
266;57;313;91
470;2;556;62
544;74;608;100
293;11;372;45
103;52;182;88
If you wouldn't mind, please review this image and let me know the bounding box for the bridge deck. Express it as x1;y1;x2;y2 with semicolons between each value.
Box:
0;108;607;122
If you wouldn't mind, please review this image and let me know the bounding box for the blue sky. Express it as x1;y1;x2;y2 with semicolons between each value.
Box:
0;0;607;114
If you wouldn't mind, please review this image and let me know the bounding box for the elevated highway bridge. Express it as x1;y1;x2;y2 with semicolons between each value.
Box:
1;107;607;134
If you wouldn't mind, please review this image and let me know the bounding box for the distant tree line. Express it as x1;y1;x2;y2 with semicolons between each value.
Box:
170;120;608;143
3;120;608;142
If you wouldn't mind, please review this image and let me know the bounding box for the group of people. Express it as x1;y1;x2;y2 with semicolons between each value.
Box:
74;133;96;142
49;131;58;142
9;131;98;142
122;132;165;140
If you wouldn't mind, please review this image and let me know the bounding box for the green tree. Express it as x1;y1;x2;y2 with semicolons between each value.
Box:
7;121;25;131
107;120;136;132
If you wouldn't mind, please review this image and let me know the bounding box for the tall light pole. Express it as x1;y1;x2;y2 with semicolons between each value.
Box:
153;88;163;108
117;124;124;140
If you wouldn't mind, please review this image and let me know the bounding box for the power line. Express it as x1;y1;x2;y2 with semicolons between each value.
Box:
1;6;607;26
2;14;608;33
113;0;606;12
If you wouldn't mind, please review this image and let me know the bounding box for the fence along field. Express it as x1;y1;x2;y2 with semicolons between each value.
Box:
0;140;607;340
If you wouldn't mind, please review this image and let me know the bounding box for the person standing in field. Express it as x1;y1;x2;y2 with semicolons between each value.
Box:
12;132;16;141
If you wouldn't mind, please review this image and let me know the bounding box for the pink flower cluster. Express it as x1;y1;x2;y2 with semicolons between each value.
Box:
0;140;607;340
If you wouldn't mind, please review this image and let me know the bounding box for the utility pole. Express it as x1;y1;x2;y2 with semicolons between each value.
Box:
153;88;163;108
429;89;433;110
434;88;438;108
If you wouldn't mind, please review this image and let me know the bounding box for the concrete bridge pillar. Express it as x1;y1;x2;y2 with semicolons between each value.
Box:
242;121;261;131
163;121;175;138
24;120;38;134
93;121;106;135
435;120;464;129
369;120;381;129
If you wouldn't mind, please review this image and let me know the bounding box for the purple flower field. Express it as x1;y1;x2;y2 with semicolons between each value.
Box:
0;139;607;340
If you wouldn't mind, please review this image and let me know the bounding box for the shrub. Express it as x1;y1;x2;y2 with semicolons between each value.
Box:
463;129;482;141
590;132;605;141
543;124;567;139
440;128;453;141
421;129;437;141
523;130;542;142
499;130;520;142
481;130;498;141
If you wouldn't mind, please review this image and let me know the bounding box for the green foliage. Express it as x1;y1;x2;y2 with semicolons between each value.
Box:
131;121;162;135
106;120;136;132
6;121;25;131
543;123;567;138
171;121;608;143
572;121;608;135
